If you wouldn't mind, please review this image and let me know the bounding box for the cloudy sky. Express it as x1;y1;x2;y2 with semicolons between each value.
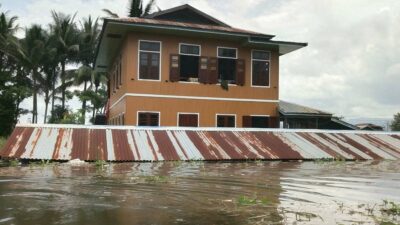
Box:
2;0;400;124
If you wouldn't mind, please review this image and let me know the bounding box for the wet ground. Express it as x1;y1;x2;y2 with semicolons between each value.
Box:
0;160;399;225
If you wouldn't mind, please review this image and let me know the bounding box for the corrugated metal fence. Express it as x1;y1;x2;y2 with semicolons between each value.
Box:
1;124;399;161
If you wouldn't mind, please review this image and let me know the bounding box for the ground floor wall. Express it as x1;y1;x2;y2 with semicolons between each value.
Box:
109;95;278;127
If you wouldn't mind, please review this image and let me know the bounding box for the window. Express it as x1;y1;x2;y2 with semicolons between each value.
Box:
138;112;160;126
139;40;161;80
216;114;236;128
243;116;269;128
179;44;201;82
178;113;199;127
217;47;237;84
252;50;270;87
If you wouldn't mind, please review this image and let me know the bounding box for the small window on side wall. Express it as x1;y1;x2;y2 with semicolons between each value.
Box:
252;50;270;87
138;112;159;126
139;41;161;80
178;113;199;127
217;115;236;128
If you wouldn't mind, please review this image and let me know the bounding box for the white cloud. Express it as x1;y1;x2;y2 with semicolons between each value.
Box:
2;0;399;123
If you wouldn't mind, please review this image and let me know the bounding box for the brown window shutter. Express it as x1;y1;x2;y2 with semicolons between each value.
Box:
198;57;208;84
242;116;252;128
170;54;180;82
208;57;218;84
236;59;245;86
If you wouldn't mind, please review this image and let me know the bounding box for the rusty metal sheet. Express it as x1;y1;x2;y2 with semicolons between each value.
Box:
1;124;400;161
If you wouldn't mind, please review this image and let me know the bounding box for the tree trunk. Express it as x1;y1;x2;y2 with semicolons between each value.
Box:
92;84;99;121
81;80;87;124
51;68;56;114
32;71;37;124
61;62;66;111
44;91;49;124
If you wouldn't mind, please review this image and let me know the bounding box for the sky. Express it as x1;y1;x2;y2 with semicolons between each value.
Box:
1;0;400;125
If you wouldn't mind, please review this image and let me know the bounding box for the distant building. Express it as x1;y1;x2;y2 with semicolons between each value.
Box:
355;123;384;131
279;101;358;130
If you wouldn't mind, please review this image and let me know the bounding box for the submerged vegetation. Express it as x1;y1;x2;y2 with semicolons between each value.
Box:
236;195;270;206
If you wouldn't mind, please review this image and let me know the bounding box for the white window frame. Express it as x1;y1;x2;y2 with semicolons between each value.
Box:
136;111;161;126
178;43;202;84
179;43;201;56
177;112;200;127
215;114;237;128
137;40;162;82
217;46;238;59
251;49;271;88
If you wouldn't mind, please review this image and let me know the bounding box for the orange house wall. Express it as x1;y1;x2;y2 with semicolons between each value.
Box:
108;32;280;127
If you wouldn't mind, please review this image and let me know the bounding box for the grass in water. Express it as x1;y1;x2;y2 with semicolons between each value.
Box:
237;195;270;206
381;200;400;216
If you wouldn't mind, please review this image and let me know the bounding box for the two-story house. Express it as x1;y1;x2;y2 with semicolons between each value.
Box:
94;4;307;128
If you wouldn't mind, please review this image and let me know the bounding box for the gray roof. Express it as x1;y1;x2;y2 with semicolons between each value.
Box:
331;117;359;130
279;101;332;117
145;4;231;28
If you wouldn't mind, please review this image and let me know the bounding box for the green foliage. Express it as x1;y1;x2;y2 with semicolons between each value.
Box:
48;105;84;124
391;113;400;131
381;200;400;216
103;0;157;18
1;6;107;127
236;196;270;206
220;79;229;91
0;137;7;150
94;160;107;168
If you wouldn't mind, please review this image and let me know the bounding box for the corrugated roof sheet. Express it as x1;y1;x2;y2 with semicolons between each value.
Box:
107;17;271;38
279;101;332;116
1;125;399;161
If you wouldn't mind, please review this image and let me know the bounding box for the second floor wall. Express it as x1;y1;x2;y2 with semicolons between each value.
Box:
109;32;280;105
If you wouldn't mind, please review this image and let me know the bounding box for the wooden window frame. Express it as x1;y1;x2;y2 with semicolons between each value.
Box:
215;114;237;128
138;40;162;82
177;112;200;127
136;111;161;126
251;50;271;88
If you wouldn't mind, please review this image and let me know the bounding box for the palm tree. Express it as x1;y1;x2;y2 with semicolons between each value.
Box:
20;25;49;123
0;7;31;128
40;38;58;123
0;6;19;65
103;0;156;18
49;11;79;112
75;16;100;123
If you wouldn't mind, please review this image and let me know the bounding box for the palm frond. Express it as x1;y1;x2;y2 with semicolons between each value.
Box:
102;9;119;18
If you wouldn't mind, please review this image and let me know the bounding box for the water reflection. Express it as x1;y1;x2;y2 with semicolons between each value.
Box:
0;161;399;224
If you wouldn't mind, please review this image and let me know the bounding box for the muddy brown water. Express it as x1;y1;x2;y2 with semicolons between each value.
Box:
0;161;399;225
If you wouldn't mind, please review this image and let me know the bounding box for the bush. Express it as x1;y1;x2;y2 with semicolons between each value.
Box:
391;113;400;131
0;137;7;150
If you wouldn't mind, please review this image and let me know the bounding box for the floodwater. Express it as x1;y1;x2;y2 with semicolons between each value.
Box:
0;161;399;225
